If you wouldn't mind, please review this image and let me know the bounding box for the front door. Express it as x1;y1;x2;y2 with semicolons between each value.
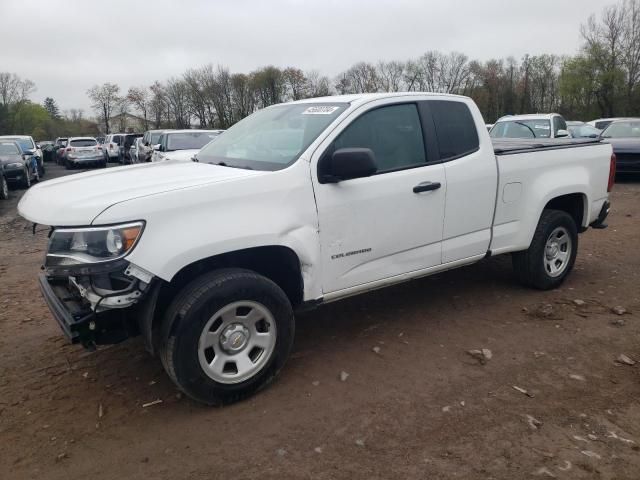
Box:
312;102;446;294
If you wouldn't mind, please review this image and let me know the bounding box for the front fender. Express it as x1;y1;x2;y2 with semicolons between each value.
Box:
93;160;323;301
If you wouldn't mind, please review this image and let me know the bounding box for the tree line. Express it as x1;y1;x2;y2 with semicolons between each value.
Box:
2;0;640;138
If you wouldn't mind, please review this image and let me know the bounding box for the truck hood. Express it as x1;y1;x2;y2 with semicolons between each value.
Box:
18;161;262;226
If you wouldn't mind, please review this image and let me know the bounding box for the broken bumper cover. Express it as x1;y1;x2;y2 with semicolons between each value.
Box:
38;273;93;344
38;272;154;348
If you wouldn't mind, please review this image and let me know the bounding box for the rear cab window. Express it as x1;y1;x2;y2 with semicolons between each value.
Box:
427;100;479;160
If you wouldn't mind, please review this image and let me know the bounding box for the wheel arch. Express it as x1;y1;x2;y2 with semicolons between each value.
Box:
543;192;587;230
141;245;304;355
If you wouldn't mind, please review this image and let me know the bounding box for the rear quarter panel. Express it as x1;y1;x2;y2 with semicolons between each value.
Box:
491;142;612;254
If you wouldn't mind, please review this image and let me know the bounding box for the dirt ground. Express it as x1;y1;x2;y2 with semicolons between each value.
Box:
1;163;639;480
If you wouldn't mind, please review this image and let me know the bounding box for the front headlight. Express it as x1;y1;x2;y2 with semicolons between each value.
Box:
5;162;23;169
46;222;144;267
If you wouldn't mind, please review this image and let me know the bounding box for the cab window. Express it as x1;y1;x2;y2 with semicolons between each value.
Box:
333;104;426;172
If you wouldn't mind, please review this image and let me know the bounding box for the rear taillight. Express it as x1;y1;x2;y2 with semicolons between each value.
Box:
66;147;73;152
109;144;113;150
608;152;616;192
97;146;102;150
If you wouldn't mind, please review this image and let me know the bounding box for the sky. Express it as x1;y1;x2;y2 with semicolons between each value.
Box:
1;0;612;114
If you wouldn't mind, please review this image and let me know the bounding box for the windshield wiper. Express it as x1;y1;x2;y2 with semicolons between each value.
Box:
208;161;253;170
513;121;537;138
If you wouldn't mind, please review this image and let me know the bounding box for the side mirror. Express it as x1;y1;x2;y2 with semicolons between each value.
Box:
556;129;570;138
153;144;161;151
318;148;378;184
36;144;41;149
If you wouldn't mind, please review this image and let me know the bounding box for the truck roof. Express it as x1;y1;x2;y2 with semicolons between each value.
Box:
289;92;468;106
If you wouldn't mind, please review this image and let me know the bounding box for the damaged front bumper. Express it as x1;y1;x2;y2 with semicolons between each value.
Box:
38;263;157;349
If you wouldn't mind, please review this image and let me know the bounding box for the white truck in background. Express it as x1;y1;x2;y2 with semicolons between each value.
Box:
18;93;615;405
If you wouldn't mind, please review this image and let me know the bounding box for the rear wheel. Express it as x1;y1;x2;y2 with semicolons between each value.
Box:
512;209;578;290
159;269;295;405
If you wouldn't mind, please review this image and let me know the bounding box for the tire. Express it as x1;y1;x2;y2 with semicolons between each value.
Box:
159;269;295;406
0;175;8;200
512;209;578;290
20;168;31;189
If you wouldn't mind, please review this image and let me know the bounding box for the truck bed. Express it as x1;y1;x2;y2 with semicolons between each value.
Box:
492;138;602;155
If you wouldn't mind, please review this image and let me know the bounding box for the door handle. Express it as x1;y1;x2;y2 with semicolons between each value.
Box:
413;181;441;193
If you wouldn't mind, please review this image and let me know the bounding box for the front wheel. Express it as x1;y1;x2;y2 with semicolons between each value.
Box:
159;269;295;405
512;209;578;290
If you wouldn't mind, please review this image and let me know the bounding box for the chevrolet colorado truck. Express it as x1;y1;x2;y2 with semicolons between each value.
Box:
18;93;615;405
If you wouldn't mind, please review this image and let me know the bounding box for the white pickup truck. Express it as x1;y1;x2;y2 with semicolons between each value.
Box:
18;93;615;405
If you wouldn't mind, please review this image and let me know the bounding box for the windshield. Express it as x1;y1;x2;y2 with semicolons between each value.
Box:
70;139;97;147
490;120;552;139
2;137;35;151
197;103;347;170
0;143;20;155
568;124;601;138
166;131;221;151
602;121;640;138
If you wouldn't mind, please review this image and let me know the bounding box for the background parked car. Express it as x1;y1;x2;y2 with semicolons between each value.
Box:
140;129;169;162
0;135;44;177
39;141;55;162
600;119;640;174
587;117;636;130
54;137;68;164
64;137;106;169
103;133;125;162
490;114;570;139
121;133;143;164
128;137;145;163
566;121;602;138
0;140;38;188
152;129;224;162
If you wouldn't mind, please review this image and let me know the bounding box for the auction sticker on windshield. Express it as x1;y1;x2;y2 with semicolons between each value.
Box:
302;106;340;115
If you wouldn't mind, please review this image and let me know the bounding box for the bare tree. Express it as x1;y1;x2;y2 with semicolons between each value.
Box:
376;61;405;92
283;67;308;100
0;72;35;107
581;3;626;115
621;0;640;112
149;82;166;128
251;66;286;108
230;73;255;123
127;86;151;130
306;70;331;97
165;78;191;128
87;83;121;134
